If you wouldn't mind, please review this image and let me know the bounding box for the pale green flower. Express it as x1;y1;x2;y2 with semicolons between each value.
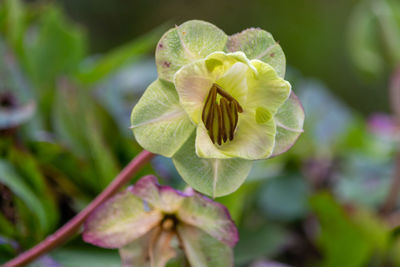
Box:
131;20;304;197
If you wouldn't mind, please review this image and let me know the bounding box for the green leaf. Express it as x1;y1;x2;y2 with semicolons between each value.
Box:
8;148;59;232
271;92;304;157
172;133;253;197
24;6;86;87
310;193;389;267
83;190;162;248
226;28;286;78
131;79;195;157
2;0;25;52
0;160;47;233
52;79;120;190
0;212;15;237
234;224;288;265
216;179;262;223
77;25;167;84
258;174;310;222
177;224;233;267
156;20;228;82
348;0;400;78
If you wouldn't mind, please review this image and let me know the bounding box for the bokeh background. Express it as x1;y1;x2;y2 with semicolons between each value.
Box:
1;0;400;266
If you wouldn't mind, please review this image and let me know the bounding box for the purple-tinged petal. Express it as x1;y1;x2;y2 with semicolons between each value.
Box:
177;192;239;247
177;224;234;267
83;189;162;248
130;175;188;213
270;92;304;157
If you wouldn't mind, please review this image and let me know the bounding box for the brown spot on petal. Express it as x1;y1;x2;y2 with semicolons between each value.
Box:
270;53;275;57
163;61;171;68
158;43;164;48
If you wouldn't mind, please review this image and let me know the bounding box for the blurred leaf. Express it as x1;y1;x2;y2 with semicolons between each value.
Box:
217;179;261;224
348;0;400;78
298;80;354;155
1;0;25;52
310;193;390;267
95;57;157;136
0;212;14;237
52;79;119;190
77;25;167;84
334;152;392;208
0;37;34;102
258;174;310;222
8;148;59;230
235;224;288;265
0;160;48;234
24;6;86;86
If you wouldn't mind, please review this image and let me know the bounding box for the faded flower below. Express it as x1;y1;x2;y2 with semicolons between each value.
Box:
131;20;304;197
83;176;238;267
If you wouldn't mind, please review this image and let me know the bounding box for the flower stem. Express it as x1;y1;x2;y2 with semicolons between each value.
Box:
3;150;155;267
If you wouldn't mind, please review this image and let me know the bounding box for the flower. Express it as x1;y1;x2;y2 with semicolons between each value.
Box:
83;176;238;267
131;20;304;197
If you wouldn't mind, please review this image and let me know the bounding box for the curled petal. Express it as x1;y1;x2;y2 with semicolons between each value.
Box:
83;190;162;248
246;60;291;115
130;175;187;213
270;92;304;157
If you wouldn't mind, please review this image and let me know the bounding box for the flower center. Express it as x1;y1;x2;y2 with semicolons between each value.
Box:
161;214;178;231
201;83;243;145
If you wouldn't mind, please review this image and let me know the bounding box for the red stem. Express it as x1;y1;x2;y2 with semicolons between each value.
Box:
3;150;155;267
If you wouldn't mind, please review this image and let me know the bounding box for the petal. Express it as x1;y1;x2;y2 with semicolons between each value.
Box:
246;59;291;115
173;59;215;124
156;20;228;82
270;92;304;157
130;79;195;157
119;230;152;267
172;132;253;197
130;175;186;213
83;189;162;248
196;112;277;160
226;28;286;78
177;224;234;267
119;228;177;267
216;62;248;105
177;192;238;247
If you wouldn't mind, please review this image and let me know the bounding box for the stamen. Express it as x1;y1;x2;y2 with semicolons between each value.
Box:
202;83;243;145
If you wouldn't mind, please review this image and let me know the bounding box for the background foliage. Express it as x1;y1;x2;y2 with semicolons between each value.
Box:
0;0;400;266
